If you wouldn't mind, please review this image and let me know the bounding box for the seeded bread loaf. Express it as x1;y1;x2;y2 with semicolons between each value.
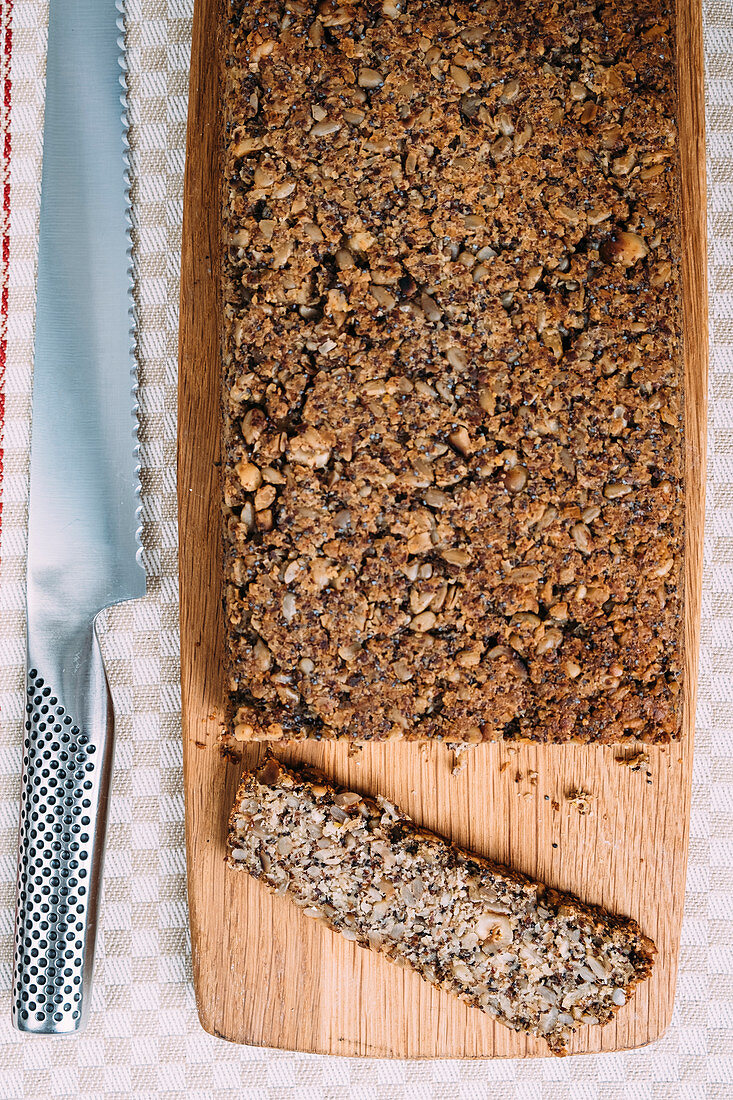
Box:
227;756;656;1054
221;0;683;744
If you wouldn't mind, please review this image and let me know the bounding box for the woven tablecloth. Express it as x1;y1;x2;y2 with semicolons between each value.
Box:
0;2;731;1097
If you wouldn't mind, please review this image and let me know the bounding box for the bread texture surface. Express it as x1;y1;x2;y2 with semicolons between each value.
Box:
227;755;657;1054
220;0;683;744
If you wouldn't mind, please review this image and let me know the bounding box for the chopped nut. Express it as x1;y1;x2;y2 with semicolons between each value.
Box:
449;427;472;455
600;230;648;267
442;548;472;566
236;461;262;491
358;67;384;89
311;119;341;137
410;610;437;632
504;466;528;493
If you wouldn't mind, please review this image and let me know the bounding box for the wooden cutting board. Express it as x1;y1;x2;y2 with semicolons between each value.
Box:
177;0;707;1058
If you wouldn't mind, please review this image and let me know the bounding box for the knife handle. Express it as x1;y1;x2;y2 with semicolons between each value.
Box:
12;621;114;1034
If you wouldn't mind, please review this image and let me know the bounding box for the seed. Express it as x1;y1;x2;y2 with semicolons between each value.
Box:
513;122;533;152
446;347;468;370
254;166;274;187
262;466;286;485
410;610;437;632
283;559;300;584
255;484;276;511
611;152;637;176
521;265;543;289
500;78;519;102
564;659;581;679
308;19;323;45
491;135;513;160
393;660;414;682
580;102;598;124
236;460;262;491
338;643;362;661
424;488;448;508
442;548;471;566
449;427;472;455
571;522;592;554
581;505;601;524
303;222;324;243
459;92;482;119
407;531;432;555
587;206;612;226
410;586;434;614
496;110;514;136
299;657;314;673
504;466;527;493
534;504;558;532
478;387;494;414
311;119;341;137
343;108;365;124
358;67;384;89
241;502;255;532
450;65;471;92
254;638;272;670
603;481;632;500
371;285;396;309
535;628;563;655
507;565;541;585
512;612;541;629
569;81;587;101
420;293;441;321
282;593;296;622
430;583;448;612
336;248;354;269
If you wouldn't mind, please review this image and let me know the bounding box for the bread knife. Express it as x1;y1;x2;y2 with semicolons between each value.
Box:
11;0;146;1034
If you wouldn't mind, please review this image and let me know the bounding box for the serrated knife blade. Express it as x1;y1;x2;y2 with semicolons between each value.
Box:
12;0;146;1034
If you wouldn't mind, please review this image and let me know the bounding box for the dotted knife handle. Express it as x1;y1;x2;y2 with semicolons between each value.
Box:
12;638;114;1034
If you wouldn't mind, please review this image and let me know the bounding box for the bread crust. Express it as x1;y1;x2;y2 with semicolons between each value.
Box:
220;0;684;745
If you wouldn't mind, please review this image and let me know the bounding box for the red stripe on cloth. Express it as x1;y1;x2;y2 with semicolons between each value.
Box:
0;0;11;547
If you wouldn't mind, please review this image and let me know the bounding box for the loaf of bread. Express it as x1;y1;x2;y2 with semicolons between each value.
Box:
221;0;683;744
227;756;657;1054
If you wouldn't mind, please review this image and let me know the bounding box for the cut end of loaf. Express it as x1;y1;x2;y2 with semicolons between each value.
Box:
227;755;656;1055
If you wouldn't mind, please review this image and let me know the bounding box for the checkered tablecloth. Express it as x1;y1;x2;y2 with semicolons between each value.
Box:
0;1;731;1097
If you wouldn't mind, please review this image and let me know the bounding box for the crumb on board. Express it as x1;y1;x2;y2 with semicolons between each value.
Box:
450;742;473;775
566;790;594;816
615;749;651;772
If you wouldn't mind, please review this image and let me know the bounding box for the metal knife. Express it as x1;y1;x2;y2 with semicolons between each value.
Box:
11;0;146;1034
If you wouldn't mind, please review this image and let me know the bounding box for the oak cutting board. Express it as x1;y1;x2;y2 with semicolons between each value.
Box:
178;0;708;1058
